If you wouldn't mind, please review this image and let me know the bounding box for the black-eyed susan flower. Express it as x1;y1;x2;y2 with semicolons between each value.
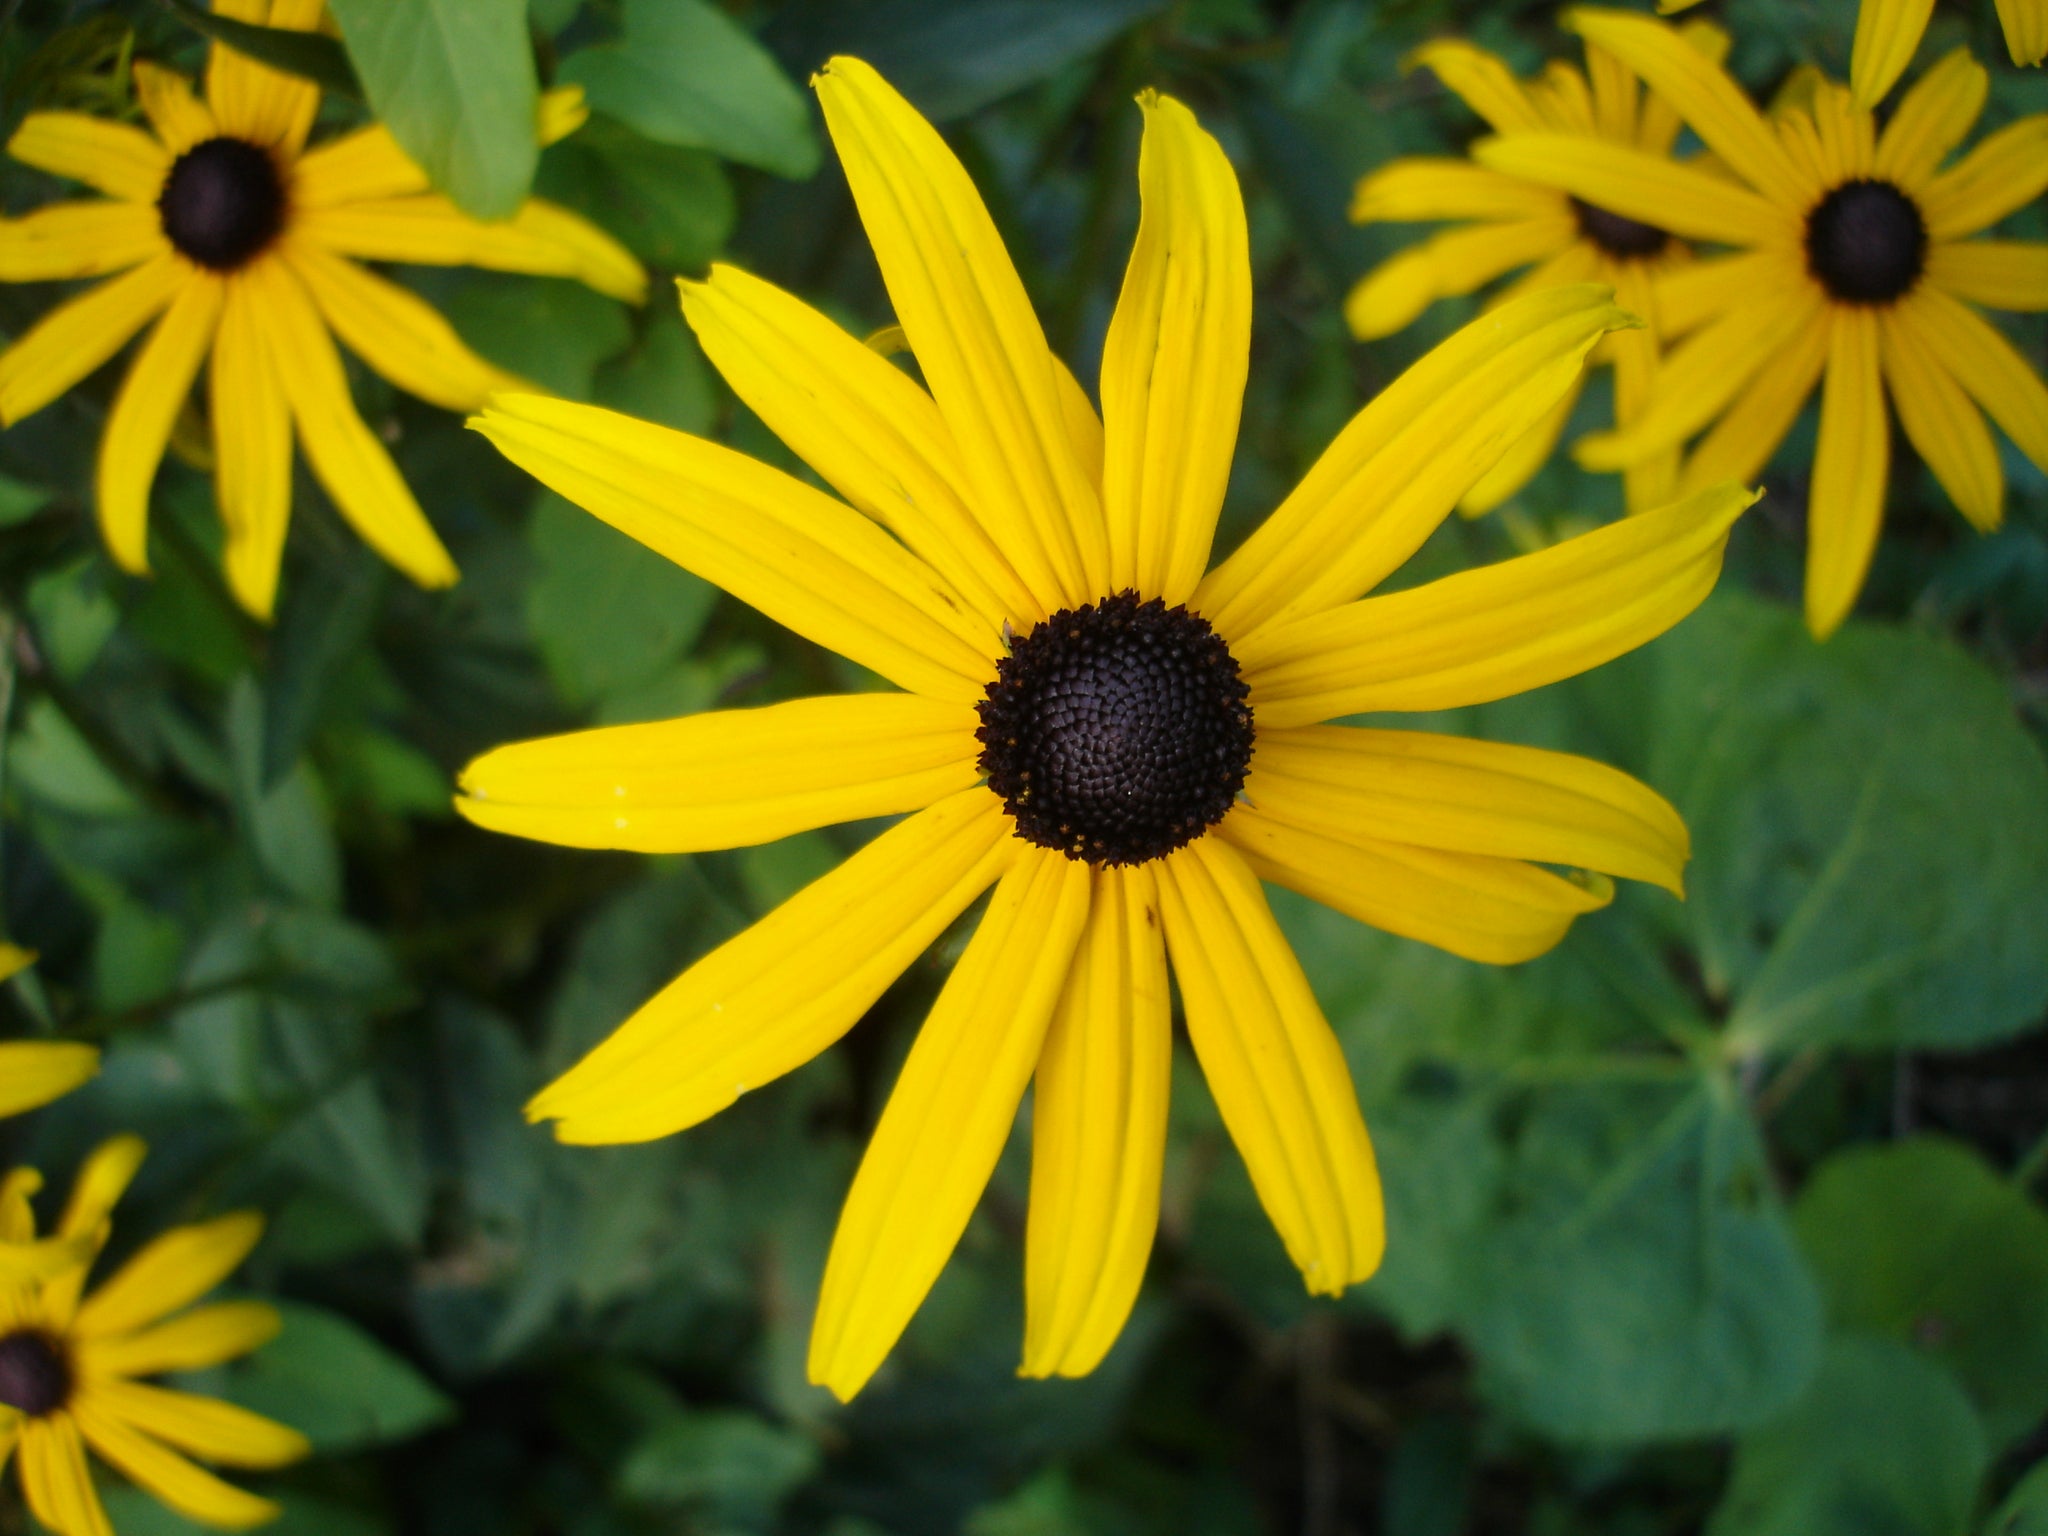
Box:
0;1136;306;1534
0;0;644;620
1660;0;2045;101
457;58;1753;1400
1348;26;1725;514
1479;8;2048;638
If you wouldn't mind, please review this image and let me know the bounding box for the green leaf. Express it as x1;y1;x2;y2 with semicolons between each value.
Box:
260;546;385;789
524;491;715;709
1461;1079;1823;1442
0;469;51;525
1706;1337;1988;1536
99;1486;384;1536
596;306;719;435
1646;596;2048;1053
561;0;821;179
1985;1462;2048;1536
1793;1136;2048;1447
225;1301;454;1454
538;117;736;274
439;272;632;400
157;0;360;97
228;676;341;908
325;0;537;219
12;697;142;818
615;1409;822;1522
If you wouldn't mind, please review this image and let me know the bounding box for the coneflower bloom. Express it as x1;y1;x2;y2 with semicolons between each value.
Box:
0;1136;306;1534
0;0;643;619
1480;8;2048;637
458;58;1751;1400
1348;25;1724;514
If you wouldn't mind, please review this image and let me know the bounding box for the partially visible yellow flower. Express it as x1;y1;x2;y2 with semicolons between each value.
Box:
1480;9;2048;638
1663;0;2045;100
0;945;98;1150
0;1136;305;1535
0;0;645;619
1348;25;1724;514
456;58;1753;1400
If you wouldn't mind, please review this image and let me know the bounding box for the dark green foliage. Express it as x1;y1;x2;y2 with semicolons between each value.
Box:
3;0;2047;1532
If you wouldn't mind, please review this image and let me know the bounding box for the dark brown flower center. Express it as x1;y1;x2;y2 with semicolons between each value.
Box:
1571;197;1671;260
1805;179;1926;304
159;136;285;271
977;591;1254;867
0;1330;70;1417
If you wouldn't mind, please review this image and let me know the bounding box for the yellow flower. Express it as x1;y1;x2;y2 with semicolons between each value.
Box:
0;947;99;1177
1479;8;2048;638
1348;25;1725;515
1661;0;2046;101
457;58;1752;1401
0;1136;307;1534
0;0;644;620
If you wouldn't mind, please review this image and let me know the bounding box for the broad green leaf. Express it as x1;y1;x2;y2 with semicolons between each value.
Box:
160;0;359;96
225;1301;454;1454
1793;1136;2048;1447
98;1486;384;1536
1645;596;2048;1053
538;117;736;273
1707;1337;1988;1536
1986;1462;2048;1536
440;272;631;400
524;491;715;710
1462;1078;1823;1442
596;307;719;436
561;0;820;178
12;696;142;818
0;469;50;525
326;0;537;219
616;1409;821;1522
26;558;116;680
228;676;341;908
259;547;385;789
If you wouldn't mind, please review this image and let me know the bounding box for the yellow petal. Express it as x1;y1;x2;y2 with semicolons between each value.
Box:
1653;249;1784;340
1606;258;1680;514
1221;807;1610;965
1201;284;1633;639
1344;217;1576;340
1578;277;1821;467
77;1379;307;1469
96;272;224;576
1882;298;2002;532
5;113;167;201
0;944;32;984
1805;307;1888;640
0;201;167;282
1238;480;1755;727
1997;0;2048;63
678;264;1037;628
75;1211;264;1338
1155;835;1383;1294
1874;48;1988;188
529;787;1013;1144
813;56;1106;608
285;239;524;412
295;196;647;304
1246;724;1689;895
1460;370;1582;517
0;1165;42;1242
1679;306;1830;493
133;62;218;155
471;393;999;702
1563;8;1813;206
0;254;184;427
68;1400;279;1530
18;1415;113;1536
1022;863;1170;1379
210;269;295;620
1638;19;1734;152
75;1301;281;1377
809;847;1089;1400
242;256;458;592
1408;40;1548;132
1100;91;1251;603
59;1135;146;1242
1349;158;1565;224
1907;285;2048;475
1851;0;1937;106
1053;354;1105;492
1925;241;2048;311
1921;114;2048;239
1474;133;1789;246
0;1041;98;1119
1809;80;1878;182
204;0;322;155
290;125;431;207
457;693;980;853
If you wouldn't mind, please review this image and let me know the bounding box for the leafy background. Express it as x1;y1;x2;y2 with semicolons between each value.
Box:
3;0;2048;1532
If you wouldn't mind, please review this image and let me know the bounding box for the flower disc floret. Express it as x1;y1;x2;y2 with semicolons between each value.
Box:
0;1330;69;1416
977;591;1253;866
1571;196;1671;259
157;137;285;271
1805;179;1926;304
